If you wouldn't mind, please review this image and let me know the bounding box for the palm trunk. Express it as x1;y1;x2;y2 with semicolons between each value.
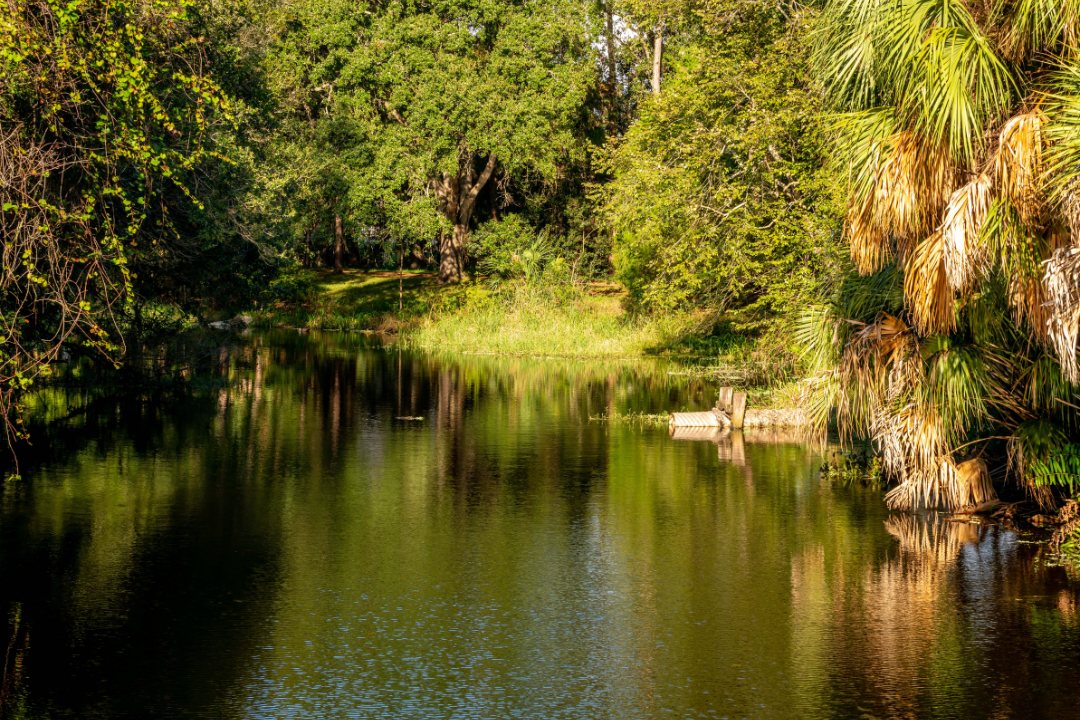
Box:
333;214;344;274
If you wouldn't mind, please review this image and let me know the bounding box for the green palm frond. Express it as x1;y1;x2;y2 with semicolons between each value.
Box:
922;337;994;441
1021;353;1074;414
994;0;1080;62
794;307;843;374
833;264;905;321
1009;417;1070;506
981;198;1058;338
1044;63;1080;234
814;0;893;110
866;0;1016;163
964;279;1014;346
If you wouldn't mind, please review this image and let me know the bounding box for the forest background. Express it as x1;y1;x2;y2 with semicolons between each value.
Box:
0;0;843;437
8;0;1080;531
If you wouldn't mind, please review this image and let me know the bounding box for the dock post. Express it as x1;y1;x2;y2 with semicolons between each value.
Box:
717;387;734;413
731;392;747;429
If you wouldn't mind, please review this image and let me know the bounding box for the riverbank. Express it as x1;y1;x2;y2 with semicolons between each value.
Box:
246;270;744;357
242;269;802;405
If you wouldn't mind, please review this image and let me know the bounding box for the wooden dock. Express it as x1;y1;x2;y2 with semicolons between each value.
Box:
668;386;804;431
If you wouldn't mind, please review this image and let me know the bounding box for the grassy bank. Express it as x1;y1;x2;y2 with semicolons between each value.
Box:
248;270;719;357
245;271;800;390
406;284;708;359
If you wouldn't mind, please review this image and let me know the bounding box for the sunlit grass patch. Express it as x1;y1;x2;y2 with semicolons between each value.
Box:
406;287;700;359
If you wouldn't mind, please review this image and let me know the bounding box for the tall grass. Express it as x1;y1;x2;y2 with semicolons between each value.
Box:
406;282;697;358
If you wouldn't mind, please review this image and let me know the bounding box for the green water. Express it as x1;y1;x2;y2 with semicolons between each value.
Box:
1;331;1079;719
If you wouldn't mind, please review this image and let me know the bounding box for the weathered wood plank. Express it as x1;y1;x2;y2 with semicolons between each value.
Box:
717;387;734;413
731;392;747;429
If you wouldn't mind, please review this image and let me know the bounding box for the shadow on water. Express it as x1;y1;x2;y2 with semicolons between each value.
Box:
0;330;1079;719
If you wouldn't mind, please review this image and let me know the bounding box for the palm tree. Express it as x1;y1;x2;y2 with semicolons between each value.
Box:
804;0;1080;511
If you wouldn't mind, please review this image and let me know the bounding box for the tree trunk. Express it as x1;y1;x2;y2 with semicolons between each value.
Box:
432;153;498;284
333;214;344;273
652;25;664;96
439;224;469;283
606;2;618;132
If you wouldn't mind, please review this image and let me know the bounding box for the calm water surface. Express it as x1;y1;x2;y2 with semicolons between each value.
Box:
2;332;1079;719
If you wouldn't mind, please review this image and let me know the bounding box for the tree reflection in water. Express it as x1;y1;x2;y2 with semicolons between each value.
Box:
0;332;1078;719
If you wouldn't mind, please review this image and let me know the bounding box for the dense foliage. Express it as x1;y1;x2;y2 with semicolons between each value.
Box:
16;0;1061;524
264;0;602;281
804;0;1080;510
603;0;843;323
0;0;243;469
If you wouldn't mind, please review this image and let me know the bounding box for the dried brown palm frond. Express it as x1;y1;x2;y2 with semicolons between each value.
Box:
1006;468;1058;511
952;457;997;509
840;313;918;375
1010;272;1055;342
1042;245;1080;382
873;396;997;511
851;315;920;397
885;454;997;511
846;198;890;275
1006;224;1067;341
846;131;954;275
799;313;920;443
940;173;994;293
905;229;956;335
875;402;946;494
995;111;1047;227
834;313;921;434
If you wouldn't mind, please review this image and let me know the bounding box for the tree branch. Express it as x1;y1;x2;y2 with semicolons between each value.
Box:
458;153;497;221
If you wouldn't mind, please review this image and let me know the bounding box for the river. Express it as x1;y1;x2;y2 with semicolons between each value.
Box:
1;331;1079;719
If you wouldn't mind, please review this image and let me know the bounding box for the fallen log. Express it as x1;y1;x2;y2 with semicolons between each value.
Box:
670;407;805;430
